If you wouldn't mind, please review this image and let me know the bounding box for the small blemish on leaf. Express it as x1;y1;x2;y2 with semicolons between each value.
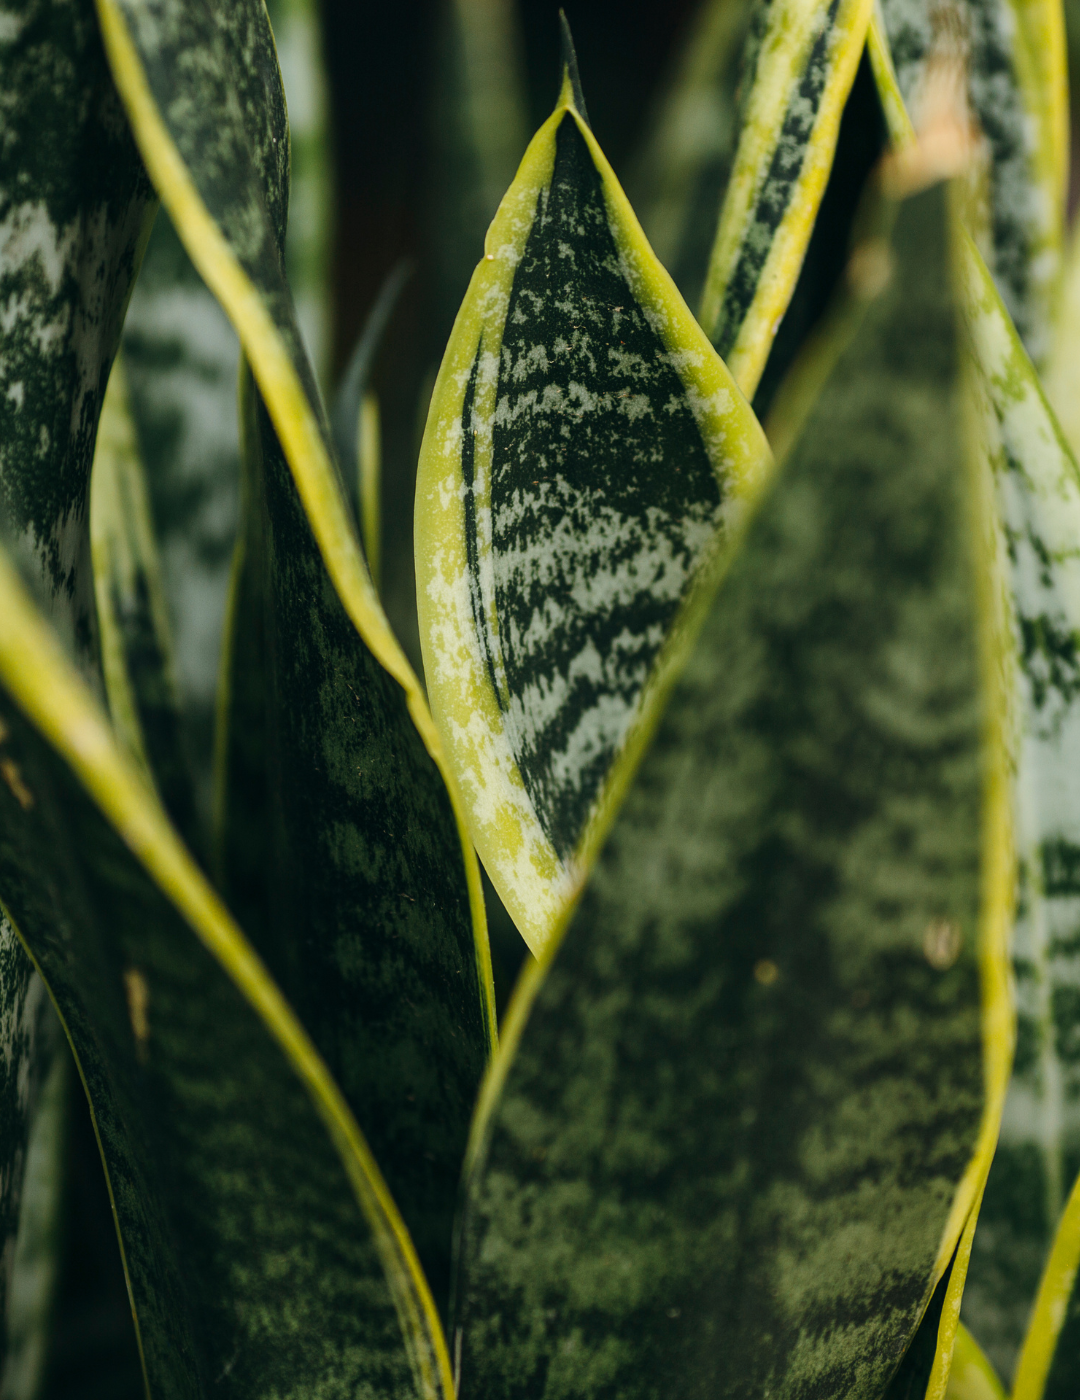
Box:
754;958;779;986
923;918;962;970
123;968;150;1061
0;757;33;810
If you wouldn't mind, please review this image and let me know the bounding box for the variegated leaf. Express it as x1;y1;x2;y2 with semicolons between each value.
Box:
627;0;753;313
453;177;1012;1400
0;0;153;670
697;0;873;398
119;0;328;818
90;355;199;852
870;15;1080;1390
874;0;1067;367
104;0;494;1310
0;539;454;1398
415;62;772;954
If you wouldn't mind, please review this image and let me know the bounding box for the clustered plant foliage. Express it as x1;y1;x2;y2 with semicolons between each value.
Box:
4;0;1080;1396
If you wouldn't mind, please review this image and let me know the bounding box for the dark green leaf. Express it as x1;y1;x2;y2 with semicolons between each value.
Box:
0;0;153;669
103;0;495;1310
454;179;1011;1400
416;75;772;952
0;543;453;1398
0;918;65;1399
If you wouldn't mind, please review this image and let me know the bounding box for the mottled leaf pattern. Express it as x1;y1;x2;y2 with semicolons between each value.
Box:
454;180;1012;1400
875;0;1067;367
416;77;772;953
0;541;454;1400
0;0;153;669
90;355;199;852
868;16;1080;1393
102;0;495;1311
628;0;753;313
697;0;872;397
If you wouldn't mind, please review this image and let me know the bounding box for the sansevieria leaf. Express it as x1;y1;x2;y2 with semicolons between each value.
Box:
97;0;494;1310
453;173;1012;1400
415;55;772;953
873;0;1067;368
90;355;199;852
628;0;753;313
869;18;1080;1388
0;538;454;1398
0;0;154;668
697;0;872;398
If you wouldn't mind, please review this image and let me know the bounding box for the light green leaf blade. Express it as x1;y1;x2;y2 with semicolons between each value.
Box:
874;0;1067;368
627;0;754;313
0;0;154;670
265;0;331;383
415;68;773;955
90;354;199;853
697;0;873;399
453;176;1012;1400
0;918;65;1400
1011;1163;1080;1399
116;0;497;1309
0;538;456;1399
120;210;242;829
947;1324;1007;1400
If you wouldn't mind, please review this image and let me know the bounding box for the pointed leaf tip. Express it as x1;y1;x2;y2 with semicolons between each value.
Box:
558;11;591;127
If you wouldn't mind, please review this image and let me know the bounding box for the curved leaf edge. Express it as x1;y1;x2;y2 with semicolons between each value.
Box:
0;543;456;1400
415;75;773;956
93;0;497;1056
457;165;1015;1389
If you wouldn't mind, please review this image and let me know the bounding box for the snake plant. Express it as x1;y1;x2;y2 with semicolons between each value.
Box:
4;0;1080;1396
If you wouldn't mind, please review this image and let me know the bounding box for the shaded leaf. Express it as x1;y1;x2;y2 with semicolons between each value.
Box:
104;0;496;1309
454;177;1012;1400
90;355;199;853
0;918;65;1398
1011;1162;1080;1400
415;67;772;953
264;0;332;381
627;0;754;312
1;990;66;1400
120;210;242;829
0;540;454;1399
432;0;529;328
697;0;872;398
874;0;1067;367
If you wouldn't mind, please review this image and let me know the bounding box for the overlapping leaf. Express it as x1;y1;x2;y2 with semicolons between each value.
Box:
96;0;495;1312
868;14;1080;1390
415;68;772;953
453;176;1012;1400
90;356;199;851
0;539;455;1398
697;0;872;397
